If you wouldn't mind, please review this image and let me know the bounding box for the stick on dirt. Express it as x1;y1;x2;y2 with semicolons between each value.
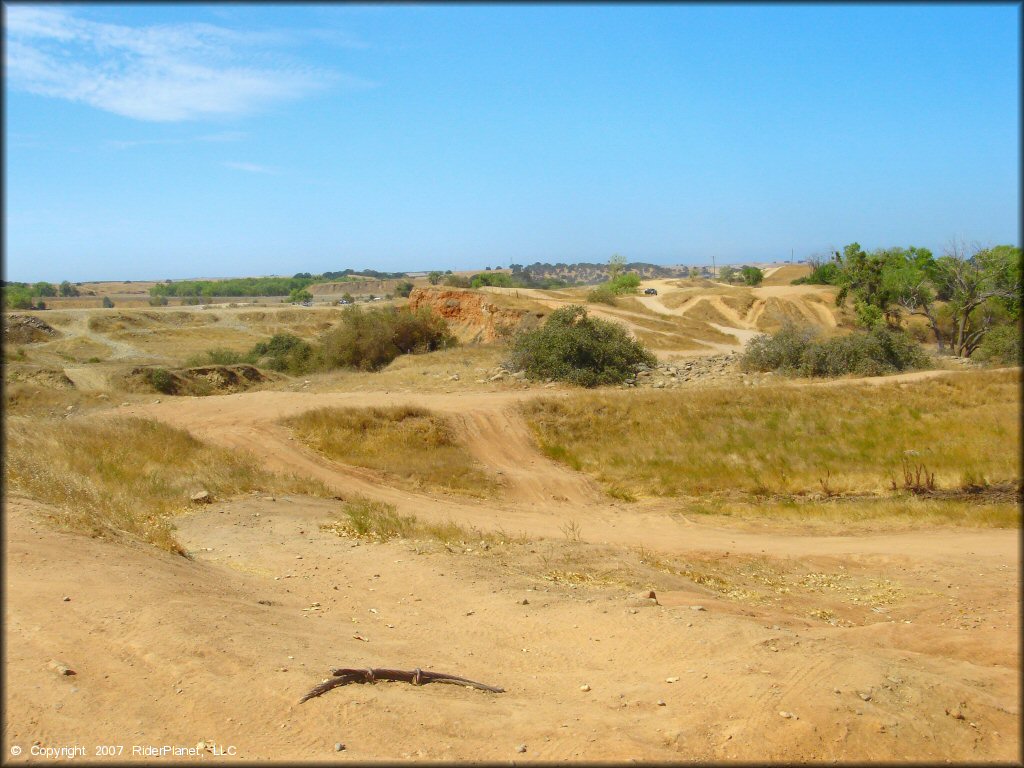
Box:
299;666;505;703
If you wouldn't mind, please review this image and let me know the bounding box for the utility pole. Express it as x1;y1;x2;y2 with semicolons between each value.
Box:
791;247;794;264
711;254;716;279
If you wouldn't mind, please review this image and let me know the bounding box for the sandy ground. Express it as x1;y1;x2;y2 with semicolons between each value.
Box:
4;373;1020;762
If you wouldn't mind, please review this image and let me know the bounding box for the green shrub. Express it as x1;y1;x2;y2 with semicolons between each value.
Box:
318;306;455;372
800;327;926;376
395;280;415;298
740;266;764;286
209;348;244;365
740;321;818;372
443;274;471;288
792;262;842;285
608;273;641;294
149;295;168;307
251;333;315;374
470;272;513;288
101;296;114;308
507;304;656;387
741;321;927;377
586;285;618;305
146;368;177;394
973;324;1021;366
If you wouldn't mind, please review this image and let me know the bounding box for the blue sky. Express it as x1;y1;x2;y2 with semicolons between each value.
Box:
4;3;1020;282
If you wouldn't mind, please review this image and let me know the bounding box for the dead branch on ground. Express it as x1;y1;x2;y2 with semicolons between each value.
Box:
299;667;505;703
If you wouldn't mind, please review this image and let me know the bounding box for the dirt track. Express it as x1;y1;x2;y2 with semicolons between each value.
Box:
4;315;1020;760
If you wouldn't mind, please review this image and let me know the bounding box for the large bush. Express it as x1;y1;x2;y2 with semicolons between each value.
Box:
249;333;315;374
792;262;842;285
507;305;656;387
741;321;926;377
973;323;1021;366
318;305;455;372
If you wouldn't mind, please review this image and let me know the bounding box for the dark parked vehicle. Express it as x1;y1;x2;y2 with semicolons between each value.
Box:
644;288;658;295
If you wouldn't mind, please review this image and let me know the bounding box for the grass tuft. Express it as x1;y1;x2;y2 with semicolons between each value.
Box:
283;405;499;497
5;415;330;553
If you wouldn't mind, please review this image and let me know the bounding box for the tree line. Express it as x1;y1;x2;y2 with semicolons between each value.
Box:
795;241;1020;358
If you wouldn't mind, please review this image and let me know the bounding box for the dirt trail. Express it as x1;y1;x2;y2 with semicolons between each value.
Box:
8;367;1021;762
113;379;1013;561
6;494;1017;762
451;408;603;506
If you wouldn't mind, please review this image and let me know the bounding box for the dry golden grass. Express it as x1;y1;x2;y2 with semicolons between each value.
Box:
761;263;812;286
4;415;330;553
610;299;737;347
680;495;1020;530
283;405;500;497
320;496;509;545
521;369;1019;509
658;285;740;309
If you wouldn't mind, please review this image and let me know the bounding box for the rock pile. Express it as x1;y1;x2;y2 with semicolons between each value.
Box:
622;352;773;388
4;315;60;344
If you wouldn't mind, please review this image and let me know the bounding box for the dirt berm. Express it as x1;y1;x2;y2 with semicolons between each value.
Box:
408;287;542;343
118;364;281;396
4;315;61;344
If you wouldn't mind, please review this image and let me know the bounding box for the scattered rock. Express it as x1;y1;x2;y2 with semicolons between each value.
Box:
520;598;529;605
859;692;872;701
779;711;795;719
47;659;75;676
62;596;71;602
4;315;61;343
190;490;212;504
516;745;527;754
580;684;591;692
665;677;680;683
334;743;346;752
657;700;666;706
690;605;706;612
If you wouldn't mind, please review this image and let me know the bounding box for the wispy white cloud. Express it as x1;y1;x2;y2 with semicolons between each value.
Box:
4;6;351;122
223;161;275;174
105;130;247;149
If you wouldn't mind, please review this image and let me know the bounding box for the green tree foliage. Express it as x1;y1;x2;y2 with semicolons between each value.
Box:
394;280;415;298
101;296;114;308
973;323;1021;366
289;288;314;303
836;240;1022;356
607;253;627;281
149;295;169;306
740;266;764;286
59;281;80;297
33;282;57;297
151;276;317;298
470;272;513;288
718;266;738;283
586;269;640;304
792;256;842;285
507;305;656;387
3;285;35;309
427;271;443;285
